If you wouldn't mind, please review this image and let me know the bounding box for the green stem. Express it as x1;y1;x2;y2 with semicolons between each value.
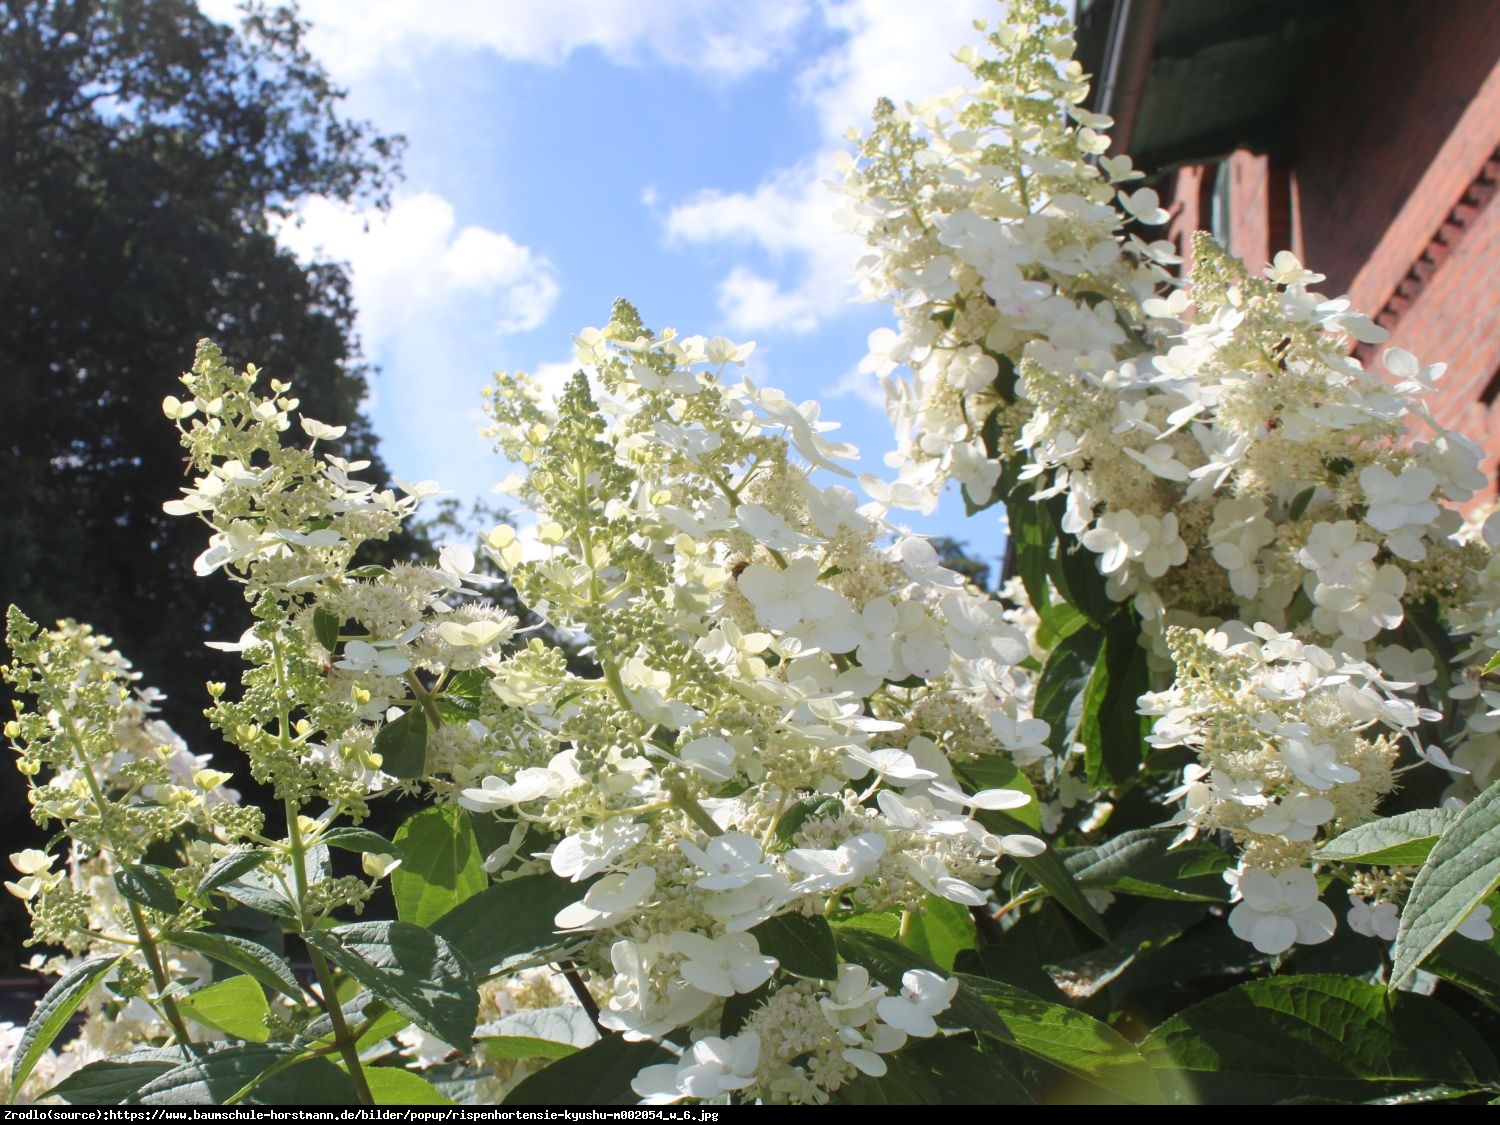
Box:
669;783;724;838
404;670;444;729
308;947;376;1106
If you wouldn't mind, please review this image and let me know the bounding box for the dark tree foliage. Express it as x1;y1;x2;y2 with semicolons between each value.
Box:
0;0;410;962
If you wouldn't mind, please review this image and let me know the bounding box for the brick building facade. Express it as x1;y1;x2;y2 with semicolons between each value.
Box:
1079;0;1500;499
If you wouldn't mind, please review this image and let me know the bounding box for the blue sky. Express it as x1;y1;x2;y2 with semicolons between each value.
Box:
204;0;1005;567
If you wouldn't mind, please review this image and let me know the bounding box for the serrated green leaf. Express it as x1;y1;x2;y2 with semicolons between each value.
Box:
114;864;180;915
1034;624;1102;757
375;707;427;780
984;809;1107;939
196;850;269;898
42;1049;184;1105
1393;782;1500;988
135;1046;355;1105
319;826;397;855
365;1068;457;1105
958;975;1163;1104
751;912;838;979
312;606;341;651
177;975;269;1042
303;921;477;1047
168;930;304;1003
1142;974;1500;1102
430;874;588;978
904;897;976;970
1081;609;1150;788
392;805;487;927
479;1036;582;1061
1316;807;1460;867
11;955;122;1097
503;1035;672;1106
1061;829;1230;902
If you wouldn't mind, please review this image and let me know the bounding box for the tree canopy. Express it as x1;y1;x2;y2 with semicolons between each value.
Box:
0;0;406;956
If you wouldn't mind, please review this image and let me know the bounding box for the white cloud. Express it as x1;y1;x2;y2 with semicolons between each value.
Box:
661;0;993;336
270;192;559;502
201;0;812;81
273;192;559;347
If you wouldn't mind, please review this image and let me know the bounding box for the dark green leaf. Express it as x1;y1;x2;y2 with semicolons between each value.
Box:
136;1046;355;1105
168;930;304;1003
985;809;1107;939
751;912;838;979
1034;624;1102;757
303;920;478;1047
836;1038;1032;1104
365;1068;456;1105
1142;974;1500;1102
1042;900;1209;1000
1080;609;1150;788
503;1036;671;1106
959;975;1163;1104
177;974;270;1042
904;896;976;970
42;1049;183;1105
392;805;487;927
1061;829;1230;902
431;874;590;978
375;707;428;780
11;955;121;1094
1316;808;1459;867
1005;485;1054;614
114;864;180;915
320;827;397;855
1288;486;1317;520
1047;507;1117;627
196;850;270;898
773;795;845;846
1393;781;1500;988
312;606;341;651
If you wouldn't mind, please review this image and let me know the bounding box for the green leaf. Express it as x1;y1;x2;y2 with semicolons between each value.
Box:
832;911;900;939
1393;782;1500;988
1484;649;1500;675
312;606;341;651
1080;609;1150;788
904;897;976;970
347;564;388;579
479;1036;582;1061
1035;602;1088;651
114;864;180;915
1061;829;1230;902
503;1035;671;1106
196;850;269;898
1042;899;1209;1001
168;930;305;1003
10;954;121;1097
177;974;270;1042
985;809;1107;939
1047;515;1117;627
1034;624;1102;757
836;1038;1032;1104
1005;486;1054;612
1315;807;1460;867
955;756;1039;830
303;920;478;1048
320;826;397;855
391;805;487;927
375;706;428;780
135;1046;355;1105
431;874;590;978
1141;974;1500;1102
750;912;838;979
365;1068;457;1105
959;975;1163;1104
1288;485;1317;520
41;1049;183;1105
